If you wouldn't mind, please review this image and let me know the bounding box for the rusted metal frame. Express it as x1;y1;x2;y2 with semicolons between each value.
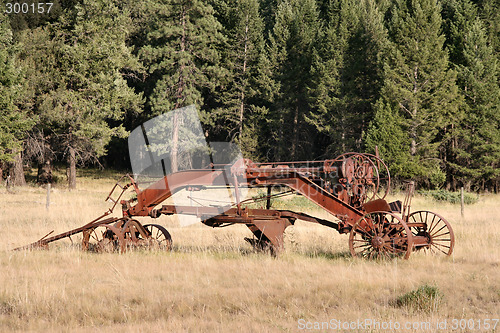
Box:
127;169;229;216
253;160;326;167
127;158;356;217
402;181;415;220
141;165;362;229
245;171;365;226
411;236;430;247
157;204;339;231
362;199;391;213
279;210;339;230
121;219;150;245
123;159;371;252
105;174;136;213
248;166;324;174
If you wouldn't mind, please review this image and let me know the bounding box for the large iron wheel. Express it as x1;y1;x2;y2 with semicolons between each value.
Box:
143;224;173;250
361;153;391;201
82;225;125;253
331;153;390;207
349;211;414;259
407;211;454;256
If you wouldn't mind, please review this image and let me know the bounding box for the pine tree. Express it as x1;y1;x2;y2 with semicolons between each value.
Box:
448;19;500;190
139;0;224;171
0;13;32;185
139;0;224;113
309;0;388;156
476;0;499;62
211;0;270;159
18;0;143;188
307;0;354;156
441;0;478;66
267;0;320;160
342;0;388;150
260;0;279;35
380;0;460;186
364;99;414;178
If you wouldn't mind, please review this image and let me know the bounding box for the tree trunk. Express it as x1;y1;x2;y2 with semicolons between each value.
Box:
239;14;250;142
291;104;299;159
11;152;26;186
171;6;187;174
410;107;418;156
239;94;245;141
37;159;53;184
171;111;179;173
67;146;76;189
410;137;417;155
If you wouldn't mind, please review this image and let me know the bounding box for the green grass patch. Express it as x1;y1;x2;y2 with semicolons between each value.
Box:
272;193;317;210
418;190;478;205
396;284;442;313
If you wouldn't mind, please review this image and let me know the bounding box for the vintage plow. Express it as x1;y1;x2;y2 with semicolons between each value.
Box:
17;152;455;259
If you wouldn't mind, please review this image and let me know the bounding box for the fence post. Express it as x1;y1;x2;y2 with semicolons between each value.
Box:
46;183;51;210
6;175;13;193
460;187;464;218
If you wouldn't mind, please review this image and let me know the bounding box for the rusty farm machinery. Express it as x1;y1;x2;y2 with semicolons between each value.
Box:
17;152;455;259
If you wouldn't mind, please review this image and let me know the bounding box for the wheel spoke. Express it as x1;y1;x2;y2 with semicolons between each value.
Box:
431;231;450;238
432;242;451;249
353;243;371;249
428;216;442;234
430;224;447;237
430;245;449;255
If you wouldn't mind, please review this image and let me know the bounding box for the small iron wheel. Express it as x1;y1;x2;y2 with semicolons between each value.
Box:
121;219;150;248
82;225;125;253
349;211;414;259
143;224;172;250
407;211;454;256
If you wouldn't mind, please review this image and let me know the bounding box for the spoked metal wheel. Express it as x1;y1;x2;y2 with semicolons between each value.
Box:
361;152;391;201
120;220;172;251
407;211;454;256
349;211;414;259
82;225;125;253
121;219;150;249
330;153;390;208
143;224;172;250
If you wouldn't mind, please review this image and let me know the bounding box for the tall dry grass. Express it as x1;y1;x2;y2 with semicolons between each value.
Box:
0;172;499;332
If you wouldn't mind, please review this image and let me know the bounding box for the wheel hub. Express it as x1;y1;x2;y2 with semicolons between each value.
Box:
371;236;384;249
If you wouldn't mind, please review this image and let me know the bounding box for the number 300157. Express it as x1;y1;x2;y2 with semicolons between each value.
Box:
4;3;53;14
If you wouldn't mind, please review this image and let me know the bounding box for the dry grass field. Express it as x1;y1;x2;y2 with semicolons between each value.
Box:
0;171;499;332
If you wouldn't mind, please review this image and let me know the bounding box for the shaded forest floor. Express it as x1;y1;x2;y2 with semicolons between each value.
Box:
0;171;499;332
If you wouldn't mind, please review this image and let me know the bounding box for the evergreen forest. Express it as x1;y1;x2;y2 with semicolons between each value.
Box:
0;0;498;191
